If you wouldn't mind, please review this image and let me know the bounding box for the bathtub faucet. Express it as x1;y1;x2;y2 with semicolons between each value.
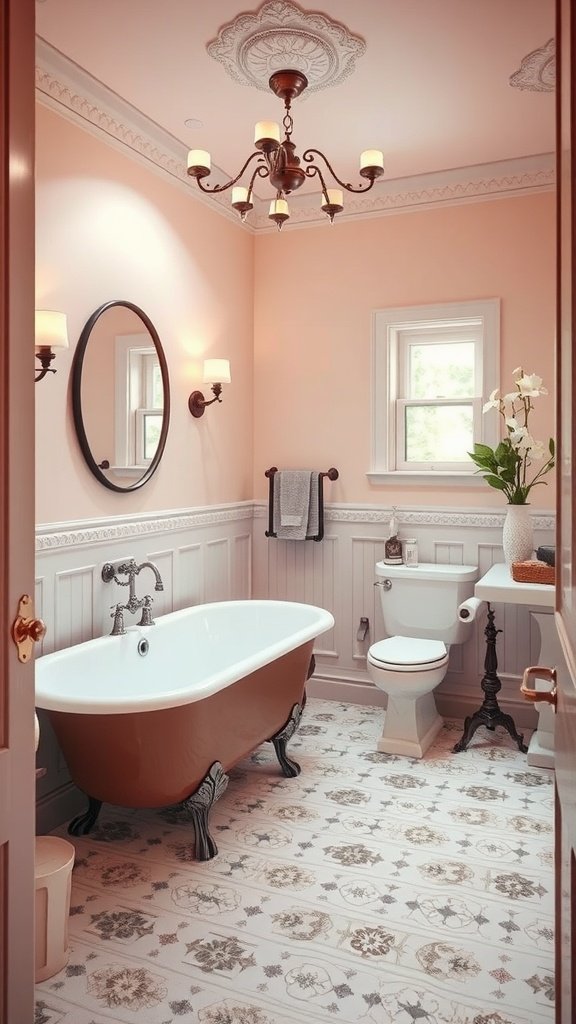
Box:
101;559;164;635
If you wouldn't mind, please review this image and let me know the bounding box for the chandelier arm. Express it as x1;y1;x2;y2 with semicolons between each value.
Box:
304;163;330;202
246;164;270;200
194;152;268;194
302;149;376;194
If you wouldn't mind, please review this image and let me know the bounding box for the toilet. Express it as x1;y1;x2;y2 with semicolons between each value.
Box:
368;561;478;757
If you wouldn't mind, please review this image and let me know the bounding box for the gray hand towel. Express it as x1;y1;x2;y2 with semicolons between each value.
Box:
273;470;312;540
306;472;320;538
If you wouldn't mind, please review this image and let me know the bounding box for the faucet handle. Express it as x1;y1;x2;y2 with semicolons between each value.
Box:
109;604;126;636
138;595;155;627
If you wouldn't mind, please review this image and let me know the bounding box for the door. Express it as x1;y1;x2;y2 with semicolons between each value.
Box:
554;0;576;1021
0;0;36;1020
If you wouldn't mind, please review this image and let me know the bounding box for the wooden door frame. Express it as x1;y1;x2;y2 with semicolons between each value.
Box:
0;0;36;1020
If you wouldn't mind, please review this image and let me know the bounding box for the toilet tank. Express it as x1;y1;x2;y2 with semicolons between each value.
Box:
375;562;479;645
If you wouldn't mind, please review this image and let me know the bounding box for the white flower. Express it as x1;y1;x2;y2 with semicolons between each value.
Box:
516;373;548;398
503;391;520;408
512;366;523;377
482;389;500;413
515;431;537;452
509;425;528;445
505;417;519;430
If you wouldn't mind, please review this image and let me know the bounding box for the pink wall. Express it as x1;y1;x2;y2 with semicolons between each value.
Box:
36;104;254;523
253;193;556;509
36;101;555;522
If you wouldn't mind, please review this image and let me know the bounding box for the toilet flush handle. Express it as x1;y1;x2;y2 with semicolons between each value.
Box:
374;579;392;591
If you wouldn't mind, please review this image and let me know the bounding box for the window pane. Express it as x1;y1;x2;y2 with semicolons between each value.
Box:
151;364;163;408
405;404;474;462
143;413;162;461
409;342;475;399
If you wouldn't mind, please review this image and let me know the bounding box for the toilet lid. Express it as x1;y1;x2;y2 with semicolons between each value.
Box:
369;636;447;667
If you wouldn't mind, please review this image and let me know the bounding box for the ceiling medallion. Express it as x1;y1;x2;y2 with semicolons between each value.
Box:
206;0;366;95
509;38;555;92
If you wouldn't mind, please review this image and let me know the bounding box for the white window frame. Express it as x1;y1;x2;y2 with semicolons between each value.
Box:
114;334;162;474
369;298;500;485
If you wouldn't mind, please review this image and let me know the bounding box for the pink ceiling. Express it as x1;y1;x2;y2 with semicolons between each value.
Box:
36;0;555;187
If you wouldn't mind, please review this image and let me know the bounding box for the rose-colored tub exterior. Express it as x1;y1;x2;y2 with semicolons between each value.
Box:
47;641;313;807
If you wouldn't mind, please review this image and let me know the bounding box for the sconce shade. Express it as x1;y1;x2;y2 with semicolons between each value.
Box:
35;310;69;350
202;358;231;384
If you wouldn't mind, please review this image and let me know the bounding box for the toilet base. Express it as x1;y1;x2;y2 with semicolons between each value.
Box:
377;692;444;758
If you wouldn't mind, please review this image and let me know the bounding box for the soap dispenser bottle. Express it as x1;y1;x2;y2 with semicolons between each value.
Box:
383;507;403;565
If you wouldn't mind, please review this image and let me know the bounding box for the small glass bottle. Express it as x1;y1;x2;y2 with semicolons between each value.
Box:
403;538;419;566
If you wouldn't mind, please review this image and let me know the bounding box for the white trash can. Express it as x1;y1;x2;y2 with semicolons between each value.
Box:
35;836;75;982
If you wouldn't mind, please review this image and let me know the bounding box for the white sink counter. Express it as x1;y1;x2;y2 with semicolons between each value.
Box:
475;562;554;608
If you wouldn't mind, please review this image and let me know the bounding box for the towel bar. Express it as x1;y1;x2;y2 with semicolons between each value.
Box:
265;467;339;542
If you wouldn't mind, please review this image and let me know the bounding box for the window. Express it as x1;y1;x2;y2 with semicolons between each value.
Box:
370;299;500;483
115;334;164;473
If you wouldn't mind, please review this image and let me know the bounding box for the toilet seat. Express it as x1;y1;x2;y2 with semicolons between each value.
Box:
368;635;448;672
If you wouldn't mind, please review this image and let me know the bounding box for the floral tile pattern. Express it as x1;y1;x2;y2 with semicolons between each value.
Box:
35;700;554;1024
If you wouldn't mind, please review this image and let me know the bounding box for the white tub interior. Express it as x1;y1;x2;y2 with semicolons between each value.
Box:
35;600;334;715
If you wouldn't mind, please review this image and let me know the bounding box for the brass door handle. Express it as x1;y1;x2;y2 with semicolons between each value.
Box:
520;665;557;706
12;595;46;663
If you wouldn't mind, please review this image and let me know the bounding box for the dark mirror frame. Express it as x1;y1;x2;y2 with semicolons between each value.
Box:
72;300;171;493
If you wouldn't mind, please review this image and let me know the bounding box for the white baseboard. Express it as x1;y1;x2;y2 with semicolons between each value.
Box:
36;782;85;836
308;674;385;707
309;672;537;732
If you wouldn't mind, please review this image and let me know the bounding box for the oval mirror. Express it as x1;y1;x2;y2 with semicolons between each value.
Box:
72;300;170;492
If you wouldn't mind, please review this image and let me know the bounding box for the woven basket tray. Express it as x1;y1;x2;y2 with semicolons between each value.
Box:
512;560;555;585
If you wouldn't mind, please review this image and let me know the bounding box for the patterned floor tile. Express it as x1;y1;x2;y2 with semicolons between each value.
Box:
35;700;554;1024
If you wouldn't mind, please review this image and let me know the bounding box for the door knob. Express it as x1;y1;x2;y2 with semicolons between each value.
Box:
12;595;46;663
520;665;557;707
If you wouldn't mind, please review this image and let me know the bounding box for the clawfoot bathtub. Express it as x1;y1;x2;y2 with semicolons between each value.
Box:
35;600;333;859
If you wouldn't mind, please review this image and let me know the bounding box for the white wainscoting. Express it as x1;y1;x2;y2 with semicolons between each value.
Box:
252;502;557;729
36;499;558;832
35;502;253;832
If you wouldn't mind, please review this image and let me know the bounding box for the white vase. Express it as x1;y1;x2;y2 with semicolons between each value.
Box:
502;504;534;566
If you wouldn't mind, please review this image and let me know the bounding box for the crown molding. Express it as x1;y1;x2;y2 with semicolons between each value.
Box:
253;154;556;230
35;37;243;228
35;38;555;233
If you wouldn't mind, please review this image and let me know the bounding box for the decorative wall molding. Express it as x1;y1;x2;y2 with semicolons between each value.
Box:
253;501;555;531
510;38;555;93
253;158;556;230
36;502;254;551
207;0;366;95
35;39;555;233
36;500;559;831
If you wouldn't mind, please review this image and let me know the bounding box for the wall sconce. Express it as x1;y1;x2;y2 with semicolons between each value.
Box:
188;359;231;418
35;310;69;383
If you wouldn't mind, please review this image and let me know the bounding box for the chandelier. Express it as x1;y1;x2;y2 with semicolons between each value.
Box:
187;69;384;229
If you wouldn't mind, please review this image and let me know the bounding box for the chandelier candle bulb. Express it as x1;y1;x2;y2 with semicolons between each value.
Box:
269;198;290;228
254;121;280;148
232;187;249;205
360;149;384;175
187;149;211;173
